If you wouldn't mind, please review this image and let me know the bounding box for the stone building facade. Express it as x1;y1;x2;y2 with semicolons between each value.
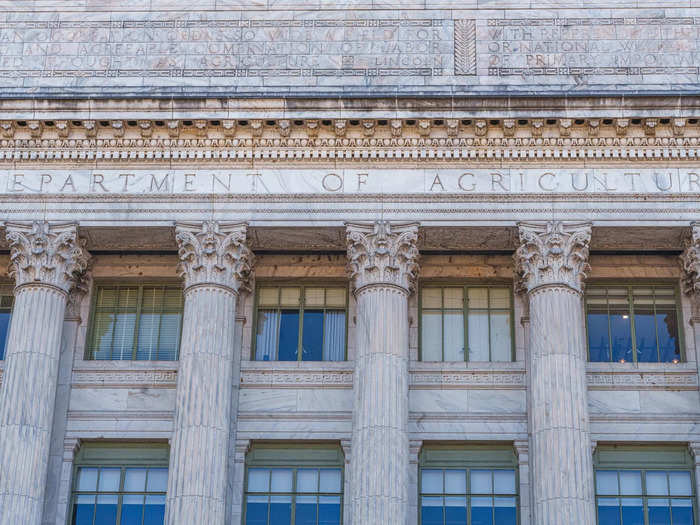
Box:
0;2;700;525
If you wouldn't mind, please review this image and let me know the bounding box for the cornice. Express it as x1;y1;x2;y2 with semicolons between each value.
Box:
0;117;698;163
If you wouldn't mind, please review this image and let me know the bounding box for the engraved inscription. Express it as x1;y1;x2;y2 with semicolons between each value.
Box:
485;17;700;76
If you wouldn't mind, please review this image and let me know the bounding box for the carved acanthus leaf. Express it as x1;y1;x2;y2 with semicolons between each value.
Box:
175;221;254;292
346;221;420;293
514;221;592;293
680;223;700;297
5;221;91;293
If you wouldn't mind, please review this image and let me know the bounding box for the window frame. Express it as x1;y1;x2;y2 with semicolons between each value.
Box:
70;442;169;525
584;280;686;364
243;443;345;525
251;281;350;362
85;280;184;361
0;283;14;360
418;444;520;525
418;281;516;362
593;445;697;525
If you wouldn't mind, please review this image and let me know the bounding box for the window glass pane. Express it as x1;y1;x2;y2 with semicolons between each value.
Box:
137;313;160;361
489;312;512;362
619;471;642;495
647;472;669;496
278;310;300;361
489;288;510;309
468;311;490;362
146;469;168;492
318;495;341;525
120;494;143;525
443;288;463;309
297;469;319;493
270;469;293;492
295;495;317;525
269;495;292;525
648;498;671;525
671;499;695;525
422;470;443;493
445;496;467;525
280;287;300;306
620;498;644;525
305;287;325;307
609;306;632;362
421;496;444;525
443;311;464;362
669;472;693;496
156;313;181;361
98;468;121;492
468;288;488;309
421;311;442;361
597;498;621;525
322;311;345;362
471;470;492;494
470;496;493;525
248;469;270;492
259;287;279;306
92;312;116;360
0;311;12;360
112;312;137;360
422;288;442;309
494;470;516;495
656;308;680;362
444;470;466;494
73;494;95;525
245;495;268;525
634;308;658;362
95;494;118;525
124;469;147;492
77;468;99;491
143;495;165;525
494;496;517;525
255;310;280;361
587;310;610;362
596;471;619;496
319;469;342;493
302;310;324;361
325;288;346;308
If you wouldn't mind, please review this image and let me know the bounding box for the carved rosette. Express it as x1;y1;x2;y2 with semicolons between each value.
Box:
680;223;700;298
515;221;592;294
5;221;91;294
346;221;420;293
175;221;254;293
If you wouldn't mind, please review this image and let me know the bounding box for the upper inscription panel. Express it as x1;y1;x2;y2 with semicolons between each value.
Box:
1;7;699;98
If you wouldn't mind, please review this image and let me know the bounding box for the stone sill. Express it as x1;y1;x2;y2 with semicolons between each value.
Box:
410;361;526;372
72;359;179;372
586;362;697;373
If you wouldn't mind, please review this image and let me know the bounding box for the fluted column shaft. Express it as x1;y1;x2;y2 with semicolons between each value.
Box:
166;285;238;522
346;221;419;525
166;221;253;525
515;221;595;525
0;285;67;524
351;284;410;523
528;285;594;524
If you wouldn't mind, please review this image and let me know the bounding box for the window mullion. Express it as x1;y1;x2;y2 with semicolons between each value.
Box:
652;288;661;363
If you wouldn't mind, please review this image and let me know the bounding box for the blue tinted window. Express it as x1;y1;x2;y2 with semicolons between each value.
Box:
278;310;300;361
302;311;324;361
0;311;11;360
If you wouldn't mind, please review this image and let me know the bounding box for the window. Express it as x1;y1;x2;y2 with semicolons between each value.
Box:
87;284;183;360
244;444;344;525
595;446;696;525
71;444;168;525
586;285;682;363
254;285;347;361
0;285;13;360
421;285;513;362
419;446;518;525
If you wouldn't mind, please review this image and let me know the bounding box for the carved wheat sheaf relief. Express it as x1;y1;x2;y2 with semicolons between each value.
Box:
454;19;477;75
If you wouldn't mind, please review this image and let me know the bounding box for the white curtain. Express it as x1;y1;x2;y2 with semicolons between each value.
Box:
255;310;279;361
322;311;346;361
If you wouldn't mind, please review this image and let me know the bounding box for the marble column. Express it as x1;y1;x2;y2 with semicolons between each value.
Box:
513;440;531;525
166;221;253;525
514;221;595;525
680;222;700;388
346;221;420;525
0;222;90;525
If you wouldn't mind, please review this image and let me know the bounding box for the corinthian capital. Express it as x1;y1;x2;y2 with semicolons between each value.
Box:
515;221;592;293
175;221;254;293
5;221;91;294
346;221;420;293
680;223;700;297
